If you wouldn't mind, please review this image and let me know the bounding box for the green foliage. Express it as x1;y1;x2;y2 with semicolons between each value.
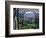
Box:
19;20;39;29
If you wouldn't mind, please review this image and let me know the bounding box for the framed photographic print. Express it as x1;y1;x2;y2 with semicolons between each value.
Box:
5;1;45;37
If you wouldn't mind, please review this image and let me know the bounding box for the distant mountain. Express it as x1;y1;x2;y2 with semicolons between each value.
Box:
24;11;35;21
19;10;39;22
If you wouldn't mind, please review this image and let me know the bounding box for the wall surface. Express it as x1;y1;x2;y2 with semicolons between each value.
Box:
0;0;46;38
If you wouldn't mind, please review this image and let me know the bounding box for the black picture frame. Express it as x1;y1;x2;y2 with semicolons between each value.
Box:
5;1;45;37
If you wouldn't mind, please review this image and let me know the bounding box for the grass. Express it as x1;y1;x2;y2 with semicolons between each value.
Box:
18;20;39;29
